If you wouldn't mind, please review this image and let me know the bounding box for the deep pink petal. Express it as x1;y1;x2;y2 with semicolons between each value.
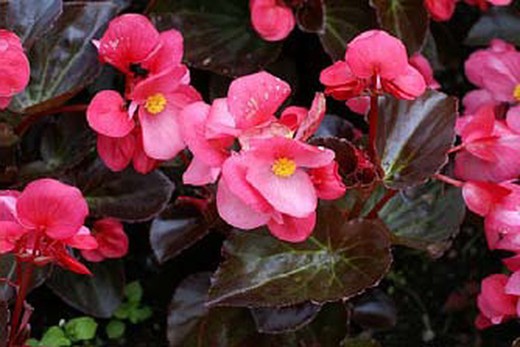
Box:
346;30;408;80
0;30;30;97
66;226;99;251
250;0;295;41
454;149;520;182
97;133;135;172
504;254;520;272
90;218;128;260
346;96;370;115
458;106;495;142
424;0;456;21
131;65;189;102
0;221;26;253
216;177;271;229
227;71;291;129
294;93;326;141
382;65;426;100
143;29;184;74
132;131;158;174
309;161;346;200
409;53;440;89
97;14;160;74
505;271;520;296
506;104;520;134
267;212;316;242
16;179;89;240
462;181;510;216
87;90;135;137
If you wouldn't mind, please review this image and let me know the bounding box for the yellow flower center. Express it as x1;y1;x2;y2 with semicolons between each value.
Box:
145;93;167;114
514;85;520;102
272;157;296;178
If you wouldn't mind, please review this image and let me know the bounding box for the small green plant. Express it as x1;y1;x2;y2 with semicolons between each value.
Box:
107;281;152;340
27;317;97;347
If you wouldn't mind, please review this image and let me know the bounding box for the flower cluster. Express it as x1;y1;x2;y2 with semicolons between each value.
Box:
0;30;30;109
0;179;126;275
180;71;345;242
319;30;428;114
425;0;512;22
87;14;201;174
438;38;520;328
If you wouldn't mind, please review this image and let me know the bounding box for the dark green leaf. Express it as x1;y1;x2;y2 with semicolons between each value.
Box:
376;90;457;189
465;7;520;47
168;273;323;346
106;320;126;340
207;206;392;307
152;0;281;77
64;317;98;342
351;289;397;331
128;306;152;324
296;0;325;33
47;260;125;318
251;302;322;334
10;1;118;114
379;181;465;257
0;300;7;347
0;0;62;50
369;0;428;54
343;336;382;347
72;160;174;222
319;0;376;61
149;201;217;264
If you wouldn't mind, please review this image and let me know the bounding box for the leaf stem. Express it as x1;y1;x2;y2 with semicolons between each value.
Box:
367;189;397;219
433;173;464;188
8;260;34;347
368;82;380;166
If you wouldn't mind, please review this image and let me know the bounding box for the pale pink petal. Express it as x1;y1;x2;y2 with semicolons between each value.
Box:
295;93;326;141
205;98;239;139
183;157;221;186
247;167;317;218
462;89;497;115
506;104;520;133
138;104;185;160
216;177;271;229
130;66;189;103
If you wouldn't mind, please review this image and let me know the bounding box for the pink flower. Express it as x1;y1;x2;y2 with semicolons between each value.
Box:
409;53;441;90
476;273;519;329
424;0;456;21
87;67;201;166
454;106;520;182
217;137;343;242
81;218;129;262
320;30;426;104
95;14;184;80
0;179;97;275
425;0;512;22
0;30;30;109
250;0;295;42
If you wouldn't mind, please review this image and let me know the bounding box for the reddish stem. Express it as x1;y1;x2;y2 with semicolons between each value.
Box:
367;189;397;219
368;90;379;165
447;144;465;154
15;104;88;136
434;173;464;188
8;261;34;347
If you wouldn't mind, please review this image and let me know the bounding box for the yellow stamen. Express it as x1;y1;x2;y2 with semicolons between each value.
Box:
145;93;167;114
272;157;296;178
514;85;520;102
